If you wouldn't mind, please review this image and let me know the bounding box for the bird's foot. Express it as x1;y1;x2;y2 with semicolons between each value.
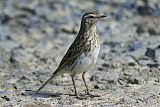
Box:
68;92;100;99
86;93;100;98
69;94;87;100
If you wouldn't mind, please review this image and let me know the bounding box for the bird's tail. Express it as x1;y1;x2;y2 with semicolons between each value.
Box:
36;69;59;92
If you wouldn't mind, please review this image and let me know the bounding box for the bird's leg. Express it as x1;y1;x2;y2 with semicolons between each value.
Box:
82;72;90;94
71;76;79;98
82;72;100;98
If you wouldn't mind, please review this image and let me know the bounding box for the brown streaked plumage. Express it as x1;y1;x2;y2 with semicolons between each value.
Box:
36;11;106;99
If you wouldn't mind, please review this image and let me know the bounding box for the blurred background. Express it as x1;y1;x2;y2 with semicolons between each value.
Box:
0;0;160;106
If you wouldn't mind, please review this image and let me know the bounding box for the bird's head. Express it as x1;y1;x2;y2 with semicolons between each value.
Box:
81;11;106;26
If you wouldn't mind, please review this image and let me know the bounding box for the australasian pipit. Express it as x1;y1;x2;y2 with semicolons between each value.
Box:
36;11;106;98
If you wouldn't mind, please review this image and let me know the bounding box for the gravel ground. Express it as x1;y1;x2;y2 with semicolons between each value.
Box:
0;0;160;106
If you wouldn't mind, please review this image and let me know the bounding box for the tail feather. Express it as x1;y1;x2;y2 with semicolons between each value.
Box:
36;70;59;92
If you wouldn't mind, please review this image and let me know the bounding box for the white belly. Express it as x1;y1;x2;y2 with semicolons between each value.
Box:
71;46;100;74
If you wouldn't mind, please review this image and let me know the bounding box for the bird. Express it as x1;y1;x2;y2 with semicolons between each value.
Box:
36;11;106;98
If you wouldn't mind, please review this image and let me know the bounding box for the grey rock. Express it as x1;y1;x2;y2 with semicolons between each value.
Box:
127;76;145;85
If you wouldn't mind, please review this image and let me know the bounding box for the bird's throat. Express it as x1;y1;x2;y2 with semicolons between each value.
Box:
79;23;97;37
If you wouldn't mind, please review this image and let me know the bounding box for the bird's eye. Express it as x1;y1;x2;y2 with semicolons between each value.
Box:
89;16;94;18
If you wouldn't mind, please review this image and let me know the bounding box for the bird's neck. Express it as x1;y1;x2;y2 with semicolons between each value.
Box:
79;22;97;38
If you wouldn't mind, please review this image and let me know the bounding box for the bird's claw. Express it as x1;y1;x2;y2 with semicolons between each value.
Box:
86;93;100;98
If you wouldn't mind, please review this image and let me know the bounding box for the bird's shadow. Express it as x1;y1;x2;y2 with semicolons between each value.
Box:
22;90;63;98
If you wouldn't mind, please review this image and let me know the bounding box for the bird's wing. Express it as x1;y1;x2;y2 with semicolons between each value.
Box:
36;36;90;91
55;36;88;72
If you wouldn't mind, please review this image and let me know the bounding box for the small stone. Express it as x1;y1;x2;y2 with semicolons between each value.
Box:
148;28;157;35
127;76;145;85
1;96;10;101
145;47;155;60
94;84;99;89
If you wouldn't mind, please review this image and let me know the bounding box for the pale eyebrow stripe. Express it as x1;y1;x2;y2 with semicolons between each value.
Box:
84;14;96;19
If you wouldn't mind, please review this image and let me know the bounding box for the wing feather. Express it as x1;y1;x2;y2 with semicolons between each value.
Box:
54;36;88;73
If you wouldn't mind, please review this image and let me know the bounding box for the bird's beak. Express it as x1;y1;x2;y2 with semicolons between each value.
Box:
99;15;112;21
100;15;106;18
